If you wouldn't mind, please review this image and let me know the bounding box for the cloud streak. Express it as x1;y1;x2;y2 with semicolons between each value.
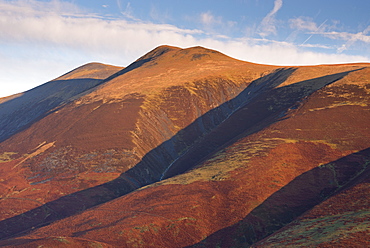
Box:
258;0;283;37
289;16;370;52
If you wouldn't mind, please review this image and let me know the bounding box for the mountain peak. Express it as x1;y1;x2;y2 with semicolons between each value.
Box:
78;45;273;102
97;45;241;93
55;62;123;81
134;45;229;65
136;45;180;62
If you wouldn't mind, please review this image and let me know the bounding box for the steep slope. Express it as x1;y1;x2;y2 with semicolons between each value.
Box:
0;46;369;247
186;67;370;247
0;46;276;225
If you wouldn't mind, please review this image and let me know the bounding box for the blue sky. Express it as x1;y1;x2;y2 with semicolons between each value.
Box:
0;0;369;97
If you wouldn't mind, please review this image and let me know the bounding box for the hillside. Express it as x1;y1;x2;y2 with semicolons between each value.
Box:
0;45;369;247
0;62;123;142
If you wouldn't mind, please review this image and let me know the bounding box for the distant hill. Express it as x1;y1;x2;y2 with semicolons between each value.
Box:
0;45;369;247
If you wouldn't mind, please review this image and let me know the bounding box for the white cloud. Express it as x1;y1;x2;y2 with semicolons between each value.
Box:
200;11;219;26
258;0;283;37
0;0;369;98
289;17;322;32
212;38;367;66
0;0;202;58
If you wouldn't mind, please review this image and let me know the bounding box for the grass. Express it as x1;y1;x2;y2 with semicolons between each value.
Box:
260;210;370;247
53;236;70;244
0;152;17;162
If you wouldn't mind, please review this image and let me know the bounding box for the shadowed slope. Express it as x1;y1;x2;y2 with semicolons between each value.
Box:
0;63;122;142
160;68;359;180
0;68;359;243
2;107;369;247
190;148;370;247
0;69;289;240
0;46;275;224
253;164;370;247
0;46;369;247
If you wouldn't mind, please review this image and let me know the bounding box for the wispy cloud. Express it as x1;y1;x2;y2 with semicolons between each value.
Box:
149;4;171;23
289;17;326;32
198;11;236;33
320;28;370;52
298;43;331;49
289;16;370;52
288;17;328;46
320;30;370;43
200;11;220;26
303;19;328;46
258;0;283;37
117;1;141;22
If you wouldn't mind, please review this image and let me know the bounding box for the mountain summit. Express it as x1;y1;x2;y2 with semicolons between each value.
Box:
0;46;369;247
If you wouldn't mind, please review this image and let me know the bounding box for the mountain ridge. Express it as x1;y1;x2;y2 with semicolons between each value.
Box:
0;45;369;247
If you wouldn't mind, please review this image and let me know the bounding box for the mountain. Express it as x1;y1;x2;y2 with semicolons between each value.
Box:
0;45;369;247
0;62;123;142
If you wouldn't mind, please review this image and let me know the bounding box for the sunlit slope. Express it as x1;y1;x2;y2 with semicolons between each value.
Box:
0;46;276;223
0;52;368;247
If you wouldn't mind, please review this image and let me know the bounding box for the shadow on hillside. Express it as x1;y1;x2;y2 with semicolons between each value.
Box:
0;68;362;241
189;147;370;248
0;78;103;143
